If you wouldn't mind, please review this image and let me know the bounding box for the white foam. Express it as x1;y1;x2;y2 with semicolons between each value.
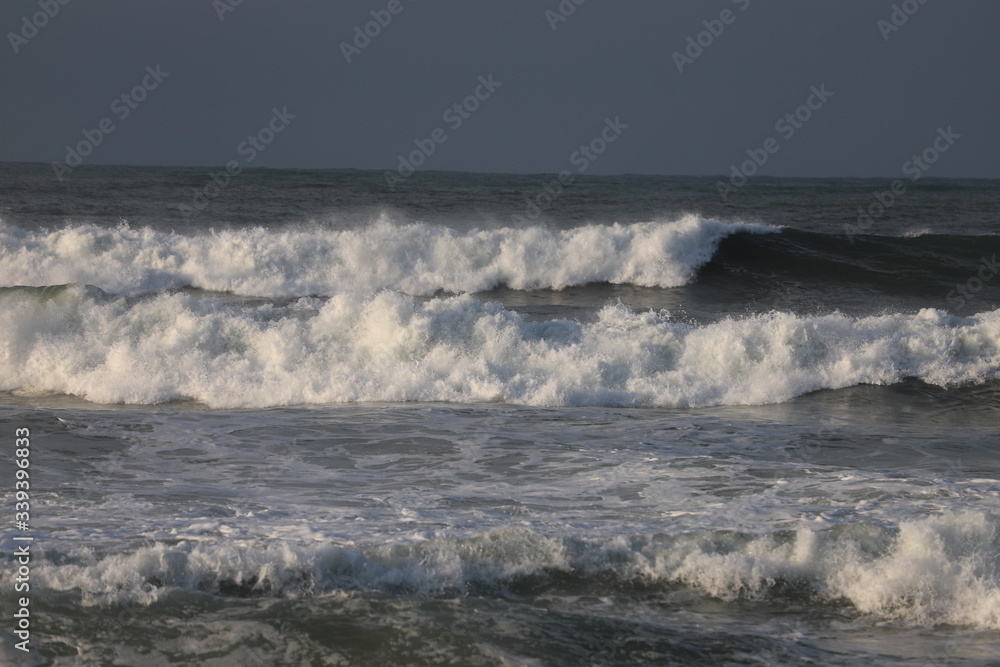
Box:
1;288;998;407
902;227;935;238
0;215;771;296
26;513;1000;629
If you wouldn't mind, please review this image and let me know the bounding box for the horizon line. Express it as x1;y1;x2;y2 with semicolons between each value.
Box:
1;160;998;182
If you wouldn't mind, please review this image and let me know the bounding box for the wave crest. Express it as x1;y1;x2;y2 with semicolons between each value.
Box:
1;288;997;408
28;513;1000;629
0;215;773;296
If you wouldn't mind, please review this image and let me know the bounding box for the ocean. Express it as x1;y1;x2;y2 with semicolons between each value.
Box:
1;162;999;665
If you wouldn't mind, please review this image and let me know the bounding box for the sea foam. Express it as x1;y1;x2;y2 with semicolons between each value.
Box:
0;215;772;296
1;286;997;408
27;513;1000;629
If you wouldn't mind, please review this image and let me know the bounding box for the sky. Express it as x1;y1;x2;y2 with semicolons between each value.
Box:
1;0;998;178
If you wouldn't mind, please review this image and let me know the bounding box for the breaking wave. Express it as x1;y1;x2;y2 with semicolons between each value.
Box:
24;513;1000;629
1;285;997;408
0;216;773;296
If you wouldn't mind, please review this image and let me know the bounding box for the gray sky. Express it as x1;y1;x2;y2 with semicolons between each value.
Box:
2;0;998;177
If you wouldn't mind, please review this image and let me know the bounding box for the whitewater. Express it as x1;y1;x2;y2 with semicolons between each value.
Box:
2;166;999;665
2;285;998;408
0;215;773;296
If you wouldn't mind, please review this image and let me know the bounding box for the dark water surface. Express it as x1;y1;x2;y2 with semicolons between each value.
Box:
1;163;999;665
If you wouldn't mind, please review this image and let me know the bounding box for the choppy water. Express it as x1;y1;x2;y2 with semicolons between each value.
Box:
1;163;999;665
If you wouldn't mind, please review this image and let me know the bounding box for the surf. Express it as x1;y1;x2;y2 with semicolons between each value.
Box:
2;286;997;408
0;215;774;297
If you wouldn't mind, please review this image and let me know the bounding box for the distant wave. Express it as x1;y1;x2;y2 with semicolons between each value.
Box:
0;216;774;296
1;285;997;408
29;514;1000;629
